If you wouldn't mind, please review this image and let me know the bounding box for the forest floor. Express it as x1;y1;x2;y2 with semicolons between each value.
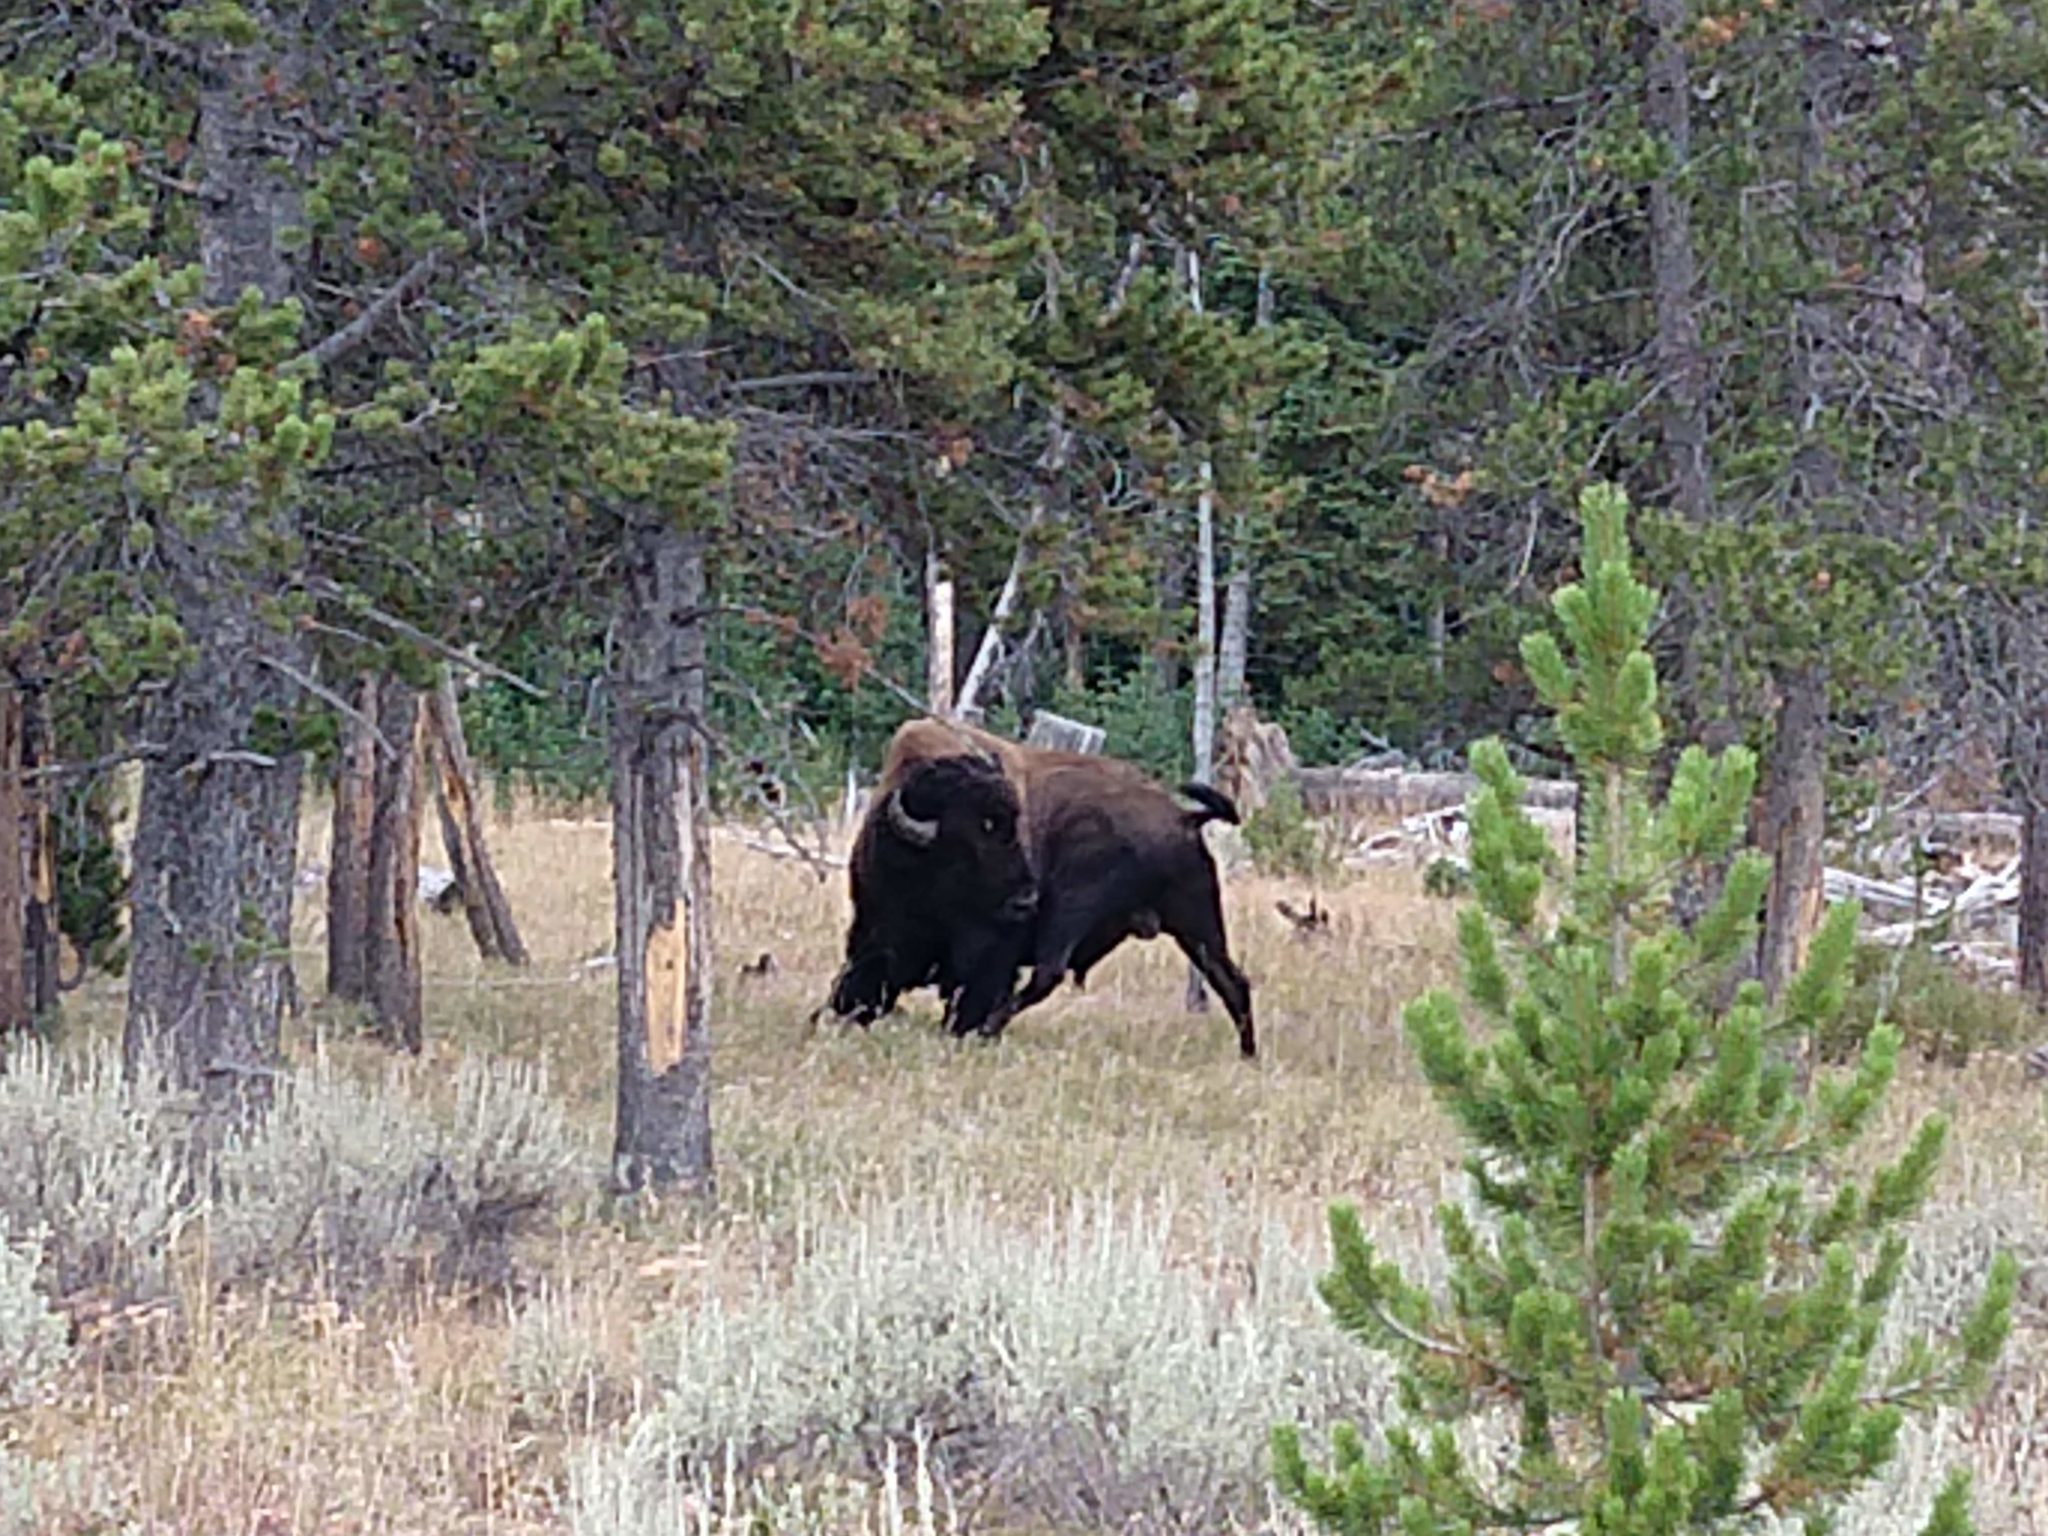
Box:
16;800;2048;1535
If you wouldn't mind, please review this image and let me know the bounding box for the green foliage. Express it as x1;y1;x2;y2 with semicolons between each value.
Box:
1038;664;1193;784
51;780;127;981
1827;945;2039;1069
1274;484;2015;1536
1242;778;1334;880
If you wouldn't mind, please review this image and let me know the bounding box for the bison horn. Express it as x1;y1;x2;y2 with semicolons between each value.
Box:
885;788;940;847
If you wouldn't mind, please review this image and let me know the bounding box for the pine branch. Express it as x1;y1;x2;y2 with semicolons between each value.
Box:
298;250;442;372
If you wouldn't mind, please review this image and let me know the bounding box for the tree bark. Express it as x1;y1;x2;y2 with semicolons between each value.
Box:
0;689;25;1035
2020;790;2048;1007
326;673;378;1003
1219;527;1250;711
124;9;310;1120
20;692;58;1022
1644;0;1713;525
364;681;423;1052
610;521;714;1198
925;551;956;717
1758;665;1829;1003
424;672;529;965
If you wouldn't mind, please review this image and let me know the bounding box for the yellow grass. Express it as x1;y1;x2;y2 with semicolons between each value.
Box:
14;795;2048;1535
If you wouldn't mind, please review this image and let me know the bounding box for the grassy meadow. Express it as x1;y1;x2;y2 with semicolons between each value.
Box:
3;793;2045;1535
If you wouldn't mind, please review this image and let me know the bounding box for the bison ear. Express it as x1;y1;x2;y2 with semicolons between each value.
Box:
885;786;940;847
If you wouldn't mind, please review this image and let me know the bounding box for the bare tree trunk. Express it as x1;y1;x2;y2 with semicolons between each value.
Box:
326;674;378;1003
1219;264;1269;715
2021;788;2048;1007
1644;0;1713;524
365;682;423;1052
125;11;309;1120
925;551;956;717
1219;530;1250;711
1754;0;1847;1034
1758;665;1829;1003
1426;525;1449;687
958;406;1068;720
611;521;714;1198
956;541;1026;721
1182;239;1219;1014
21;692;58;1021
0;688;25;1035
424;673;529;965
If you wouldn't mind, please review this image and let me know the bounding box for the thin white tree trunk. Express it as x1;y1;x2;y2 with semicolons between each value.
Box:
958;405;1068;720
1219;265;1273;714
1192;462;1218;785
1185;242;1217;1013
926;549;955;718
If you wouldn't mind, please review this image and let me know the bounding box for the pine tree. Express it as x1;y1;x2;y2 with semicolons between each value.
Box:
1272;482;2016;1535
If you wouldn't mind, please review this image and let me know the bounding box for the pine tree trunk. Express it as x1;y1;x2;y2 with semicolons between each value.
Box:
1758;665;1829;1003
326;673;378;1003
124;12;309;1120
1644;0;1713;525
610;521;714;1198
364;681;423;1052
0;688;25;1035
21;693;58;1021
424;673;529;966
2020;790;2048;1006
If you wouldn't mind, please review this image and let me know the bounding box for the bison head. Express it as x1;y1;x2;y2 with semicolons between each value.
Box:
881;754;1037;922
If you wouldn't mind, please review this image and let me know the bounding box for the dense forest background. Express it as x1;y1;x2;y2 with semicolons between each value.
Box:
10;0;2048;1016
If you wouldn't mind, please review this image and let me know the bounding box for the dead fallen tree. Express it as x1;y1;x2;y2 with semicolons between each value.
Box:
1295;764;1577;821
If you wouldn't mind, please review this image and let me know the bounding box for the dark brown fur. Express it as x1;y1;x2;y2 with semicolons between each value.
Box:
840;717;1257;1058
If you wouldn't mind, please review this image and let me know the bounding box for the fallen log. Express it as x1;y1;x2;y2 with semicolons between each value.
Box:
1296;765;1578;821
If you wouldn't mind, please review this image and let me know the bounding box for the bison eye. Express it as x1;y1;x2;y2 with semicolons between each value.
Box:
981;816;998;834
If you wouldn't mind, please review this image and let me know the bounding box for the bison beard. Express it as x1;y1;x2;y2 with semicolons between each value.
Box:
827;720;1256;1059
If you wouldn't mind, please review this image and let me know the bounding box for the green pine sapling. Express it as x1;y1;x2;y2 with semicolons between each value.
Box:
1273;482;2016;1535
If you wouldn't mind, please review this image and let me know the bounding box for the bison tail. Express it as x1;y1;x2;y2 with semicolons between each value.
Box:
1178;782;1241;827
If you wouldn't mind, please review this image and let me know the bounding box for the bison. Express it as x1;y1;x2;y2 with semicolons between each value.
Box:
824;743;1039;1038
825;717;1257;1058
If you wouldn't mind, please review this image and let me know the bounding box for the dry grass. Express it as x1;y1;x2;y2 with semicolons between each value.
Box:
9;794;2048;1534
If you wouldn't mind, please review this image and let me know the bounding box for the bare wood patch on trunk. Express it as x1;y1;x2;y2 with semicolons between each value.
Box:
642;916;689;1074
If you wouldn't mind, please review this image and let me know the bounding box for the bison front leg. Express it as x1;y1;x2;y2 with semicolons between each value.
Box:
825;948;897;1025
942;923;1028;1040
